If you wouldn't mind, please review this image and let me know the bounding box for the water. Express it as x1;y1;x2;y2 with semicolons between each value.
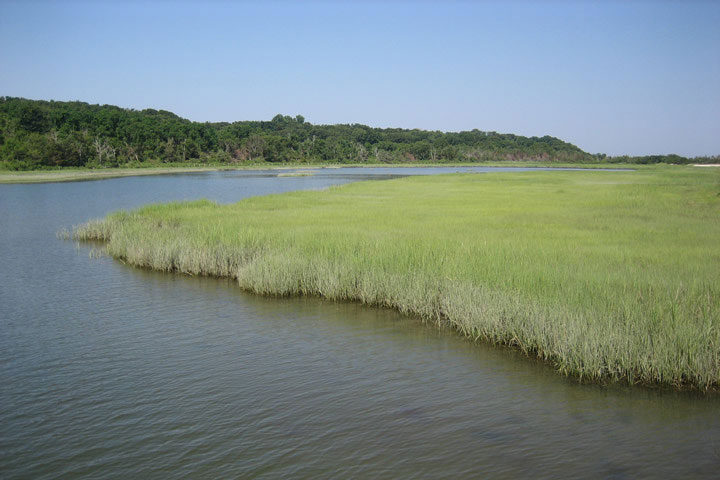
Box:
1;167;718;478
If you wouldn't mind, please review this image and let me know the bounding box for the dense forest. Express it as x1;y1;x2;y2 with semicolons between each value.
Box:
0;97;715;169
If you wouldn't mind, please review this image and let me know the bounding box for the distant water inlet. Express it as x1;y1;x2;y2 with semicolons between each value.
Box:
1;167;719;478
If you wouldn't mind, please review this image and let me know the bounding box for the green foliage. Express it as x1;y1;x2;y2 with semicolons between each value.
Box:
0;96;595;169
2;96;717;170
74;167;720;390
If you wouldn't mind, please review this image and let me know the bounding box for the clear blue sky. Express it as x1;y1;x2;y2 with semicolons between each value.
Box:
1;0;718;156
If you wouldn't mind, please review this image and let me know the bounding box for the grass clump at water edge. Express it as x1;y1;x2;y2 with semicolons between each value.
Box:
73;167;720;390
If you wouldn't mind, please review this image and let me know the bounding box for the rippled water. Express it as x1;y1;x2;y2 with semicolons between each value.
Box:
1;167;718;478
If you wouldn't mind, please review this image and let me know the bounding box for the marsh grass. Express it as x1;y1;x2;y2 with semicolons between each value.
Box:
277;171;316;177
74;167;720;390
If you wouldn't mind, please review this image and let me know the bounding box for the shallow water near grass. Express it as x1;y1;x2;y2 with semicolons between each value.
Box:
1;167;718;478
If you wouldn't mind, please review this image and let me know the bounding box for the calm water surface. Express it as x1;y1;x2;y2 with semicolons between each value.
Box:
1;167;718;479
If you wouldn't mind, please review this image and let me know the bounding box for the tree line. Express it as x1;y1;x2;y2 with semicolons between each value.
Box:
0;97;715;169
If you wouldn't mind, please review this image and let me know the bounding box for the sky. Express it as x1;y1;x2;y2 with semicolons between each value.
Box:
1;1;718;157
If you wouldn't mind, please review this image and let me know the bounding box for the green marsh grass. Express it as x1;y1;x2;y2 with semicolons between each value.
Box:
74;167;720;390
277;171;316;177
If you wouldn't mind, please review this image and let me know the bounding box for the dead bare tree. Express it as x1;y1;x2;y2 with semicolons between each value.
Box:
355;142;368;163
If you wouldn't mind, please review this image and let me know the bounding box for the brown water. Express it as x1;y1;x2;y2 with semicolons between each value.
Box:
1;168;718;478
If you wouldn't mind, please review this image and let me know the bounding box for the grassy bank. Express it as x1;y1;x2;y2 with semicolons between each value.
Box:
0;165;234;184
73;166;720;390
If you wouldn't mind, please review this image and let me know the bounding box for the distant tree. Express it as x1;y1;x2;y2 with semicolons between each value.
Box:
7;96;672;170
19;104;50;133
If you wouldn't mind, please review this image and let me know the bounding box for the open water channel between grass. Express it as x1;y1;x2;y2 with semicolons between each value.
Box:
1;167;718;478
